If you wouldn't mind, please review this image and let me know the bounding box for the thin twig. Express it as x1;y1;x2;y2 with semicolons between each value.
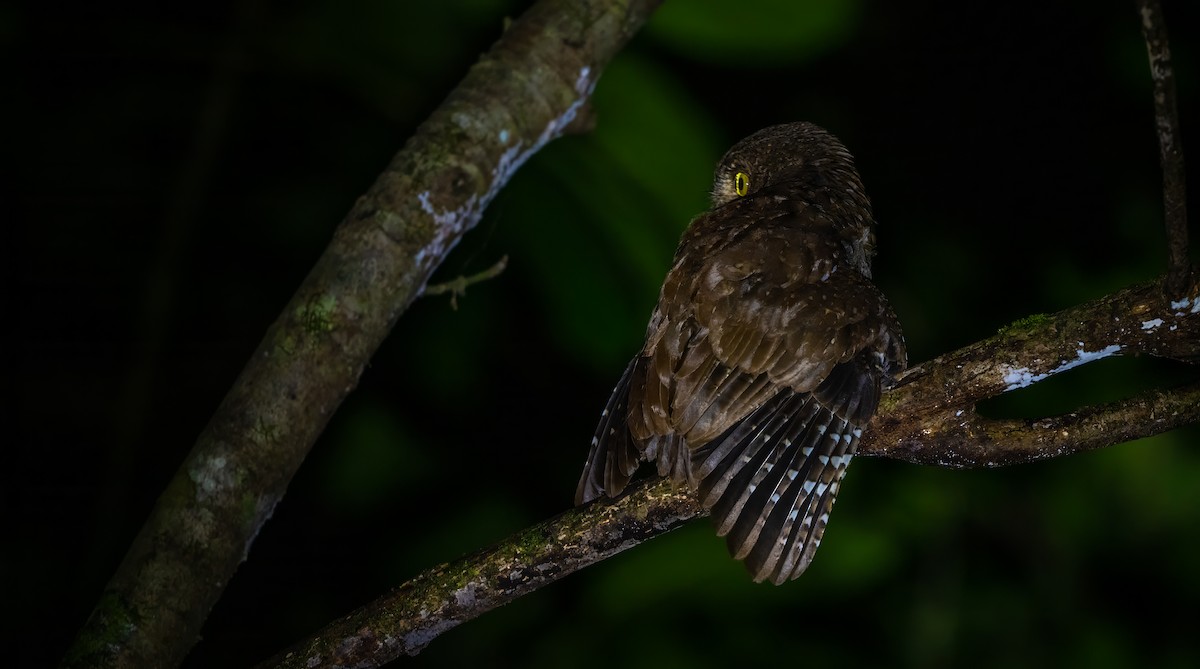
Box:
423;255;509;309
1137;0;1191;295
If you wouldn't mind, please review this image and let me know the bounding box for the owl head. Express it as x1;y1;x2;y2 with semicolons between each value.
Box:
710;121;877;271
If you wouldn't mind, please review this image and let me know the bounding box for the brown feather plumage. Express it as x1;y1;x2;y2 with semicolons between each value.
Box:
574;122;906;583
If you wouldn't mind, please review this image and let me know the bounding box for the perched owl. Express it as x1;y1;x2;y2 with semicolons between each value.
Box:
575;122;906;584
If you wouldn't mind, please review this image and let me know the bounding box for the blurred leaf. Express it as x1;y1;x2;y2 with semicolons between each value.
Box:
390;497;529;577
645;0;862;64
265;0;521;122
498;53;725;369
321;399;429;511
589;54;723;225
584;522;744;614
394;282;500;401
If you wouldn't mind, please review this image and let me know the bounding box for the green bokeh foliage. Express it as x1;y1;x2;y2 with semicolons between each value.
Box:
8;0;1198;667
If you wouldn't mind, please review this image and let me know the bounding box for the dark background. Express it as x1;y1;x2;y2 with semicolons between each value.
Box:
8;0;1200;667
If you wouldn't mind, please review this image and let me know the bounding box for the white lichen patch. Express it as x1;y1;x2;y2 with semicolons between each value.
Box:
453;581;478;607
1001;367;1038;390
416;190;480;268
1169;296;1200;314
1000;344;1122;392
189;453;236;501
1141;318;1164;330
488;66;595;199
243;495;278;562
415;66;597;288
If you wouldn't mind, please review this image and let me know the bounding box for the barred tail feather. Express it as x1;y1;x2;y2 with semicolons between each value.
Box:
694;393;806;515
750;414;856;584
575;359;641;505
692;356;881;583
654;434;694;486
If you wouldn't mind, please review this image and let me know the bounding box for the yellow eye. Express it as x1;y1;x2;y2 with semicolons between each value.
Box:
734;172;750;196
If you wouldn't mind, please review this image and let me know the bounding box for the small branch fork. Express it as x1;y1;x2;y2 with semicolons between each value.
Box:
423;255;509;309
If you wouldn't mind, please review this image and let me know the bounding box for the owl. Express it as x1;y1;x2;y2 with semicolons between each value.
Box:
575;122;906;584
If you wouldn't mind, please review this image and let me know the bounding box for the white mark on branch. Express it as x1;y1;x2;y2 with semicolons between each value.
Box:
243;495;278;562
454;582;479;607
1142;318;1164;330
189;453;233;500
487;65;596;196
415;191;480;270
415;66;596;288
1169;296;1200;314
1001;344;1122;391
403;619;460;653
1140;4;1153;31
575;66;593;94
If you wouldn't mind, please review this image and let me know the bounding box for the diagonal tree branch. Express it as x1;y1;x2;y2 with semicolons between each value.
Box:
61;1;663;667
259;273;1199;669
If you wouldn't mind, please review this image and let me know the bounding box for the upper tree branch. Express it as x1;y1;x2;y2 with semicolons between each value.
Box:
260;274;1199;669
1137;0;1191;294
871;276;1199;466
62;1;663;667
